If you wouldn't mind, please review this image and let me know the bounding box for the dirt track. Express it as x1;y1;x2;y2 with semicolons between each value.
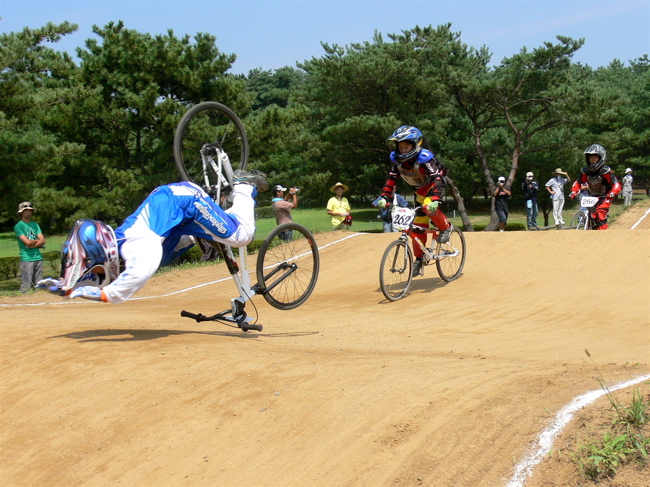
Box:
1;202;649;486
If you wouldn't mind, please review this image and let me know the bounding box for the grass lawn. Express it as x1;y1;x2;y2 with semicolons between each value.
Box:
0;197;640;296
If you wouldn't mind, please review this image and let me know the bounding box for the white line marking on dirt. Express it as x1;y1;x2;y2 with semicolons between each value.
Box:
630;206;650;229
507;373;650;487
1;232;369;306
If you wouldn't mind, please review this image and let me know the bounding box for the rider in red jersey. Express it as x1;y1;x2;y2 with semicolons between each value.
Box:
569;144;621;230
377;125;452;277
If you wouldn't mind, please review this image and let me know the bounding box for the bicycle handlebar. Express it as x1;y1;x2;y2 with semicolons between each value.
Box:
181;310;206;321
180;309;263;332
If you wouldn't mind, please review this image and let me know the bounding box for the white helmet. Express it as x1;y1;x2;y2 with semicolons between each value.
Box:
60;219;120;291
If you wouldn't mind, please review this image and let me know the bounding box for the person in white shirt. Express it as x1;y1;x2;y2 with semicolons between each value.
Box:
545;168;570;227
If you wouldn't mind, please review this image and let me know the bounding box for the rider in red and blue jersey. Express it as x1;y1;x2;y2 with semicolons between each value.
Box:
377;125;452;277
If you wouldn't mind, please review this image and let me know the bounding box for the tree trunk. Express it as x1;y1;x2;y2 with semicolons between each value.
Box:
445;176;474;231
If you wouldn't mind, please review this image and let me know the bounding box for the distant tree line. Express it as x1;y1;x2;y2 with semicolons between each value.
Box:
1;21;648;232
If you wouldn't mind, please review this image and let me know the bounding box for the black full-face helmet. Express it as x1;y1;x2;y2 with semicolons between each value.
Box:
387;125;424;167
584;144;606;173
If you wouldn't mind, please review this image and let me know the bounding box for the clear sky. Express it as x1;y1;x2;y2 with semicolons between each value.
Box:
2;0;649;74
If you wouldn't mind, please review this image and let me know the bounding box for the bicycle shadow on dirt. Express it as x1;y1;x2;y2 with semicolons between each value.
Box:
48;327;319;343
376;273;463;303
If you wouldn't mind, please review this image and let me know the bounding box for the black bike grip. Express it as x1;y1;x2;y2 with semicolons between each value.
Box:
240;324;264;332
181;310;202;321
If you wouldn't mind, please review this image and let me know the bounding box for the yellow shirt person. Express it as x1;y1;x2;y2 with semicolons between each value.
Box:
326;182;351;230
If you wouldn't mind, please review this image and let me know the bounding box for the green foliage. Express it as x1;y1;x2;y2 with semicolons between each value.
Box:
578;432;641;480
0;257;20;280
246;66;306;110
574;351;650;481
1;19;647;237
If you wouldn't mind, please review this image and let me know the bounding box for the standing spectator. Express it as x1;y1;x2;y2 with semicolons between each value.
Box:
14;201;46;293
622;168;634;206
272;184;298;241
327;182;351;230
521;171;539;230
493;176;511;232
372;193;408;232
545;168;570;228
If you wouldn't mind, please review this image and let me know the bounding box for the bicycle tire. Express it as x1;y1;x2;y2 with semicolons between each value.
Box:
435;226;466;282
256;222;320;310
570;211;589;230
379;239;413;301
173;101;249;193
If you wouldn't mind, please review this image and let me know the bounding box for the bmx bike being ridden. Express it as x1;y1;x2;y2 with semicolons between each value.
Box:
173;101;320;332
379;206;466;301
569;195;601;230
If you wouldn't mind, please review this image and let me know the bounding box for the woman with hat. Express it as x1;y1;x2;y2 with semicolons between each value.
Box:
327;182;351;230
545;168;570;228
621;168;634;206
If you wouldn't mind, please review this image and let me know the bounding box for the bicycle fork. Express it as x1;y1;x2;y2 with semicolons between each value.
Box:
216;243;258;325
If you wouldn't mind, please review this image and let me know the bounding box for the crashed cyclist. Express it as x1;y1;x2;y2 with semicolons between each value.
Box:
569;144;621;230
38;170;268;303
377;125;452;277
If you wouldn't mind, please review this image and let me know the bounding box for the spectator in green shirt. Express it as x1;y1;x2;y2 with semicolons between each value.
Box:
14;201;46;293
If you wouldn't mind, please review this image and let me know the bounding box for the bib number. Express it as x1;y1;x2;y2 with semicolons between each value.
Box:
580;196;599;208
391;207;415;231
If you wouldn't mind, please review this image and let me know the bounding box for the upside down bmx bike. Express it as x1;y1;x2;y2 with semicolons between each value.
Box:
173;101;320;331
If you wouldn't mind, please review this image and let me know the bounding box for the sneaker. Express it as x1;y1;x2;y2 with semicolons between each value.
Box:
233;169;269;192
436;224;453;243
412;258;423;277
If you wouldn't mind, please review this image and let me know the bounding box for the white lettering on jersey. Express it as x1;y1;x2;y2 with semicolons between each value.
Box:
194;201;227;234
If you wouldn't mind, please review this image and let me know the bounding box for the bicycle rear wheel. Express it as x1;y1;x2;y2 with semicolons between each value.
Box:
256;223;320;310
173;102;249;193
435;226;466;282
379;239;413;301
570;211;588;230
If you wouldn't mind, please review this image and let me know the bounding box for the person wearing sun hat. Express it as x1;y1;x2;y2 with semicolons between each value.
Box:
326;182;351;230
545;168;570;228
621;168;634;206
14;201;46;293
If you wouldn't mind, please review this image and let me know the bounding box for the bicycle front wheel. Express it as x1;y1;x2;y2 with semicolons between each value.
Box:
435;226;466;282
256;223;320;310
173;102;249;191
379;239;413;301
570;211;588;230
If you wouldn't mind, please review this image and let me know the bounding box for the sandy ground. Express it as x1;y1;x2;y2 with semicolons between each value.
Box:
1;202;649;487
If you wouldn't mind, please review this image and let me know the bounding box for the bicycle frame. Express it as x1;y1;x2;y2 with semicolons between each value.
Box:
392;207;460;265
380;205;466;301
176;102;320;331
571;196;600;230
200;144;232;204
